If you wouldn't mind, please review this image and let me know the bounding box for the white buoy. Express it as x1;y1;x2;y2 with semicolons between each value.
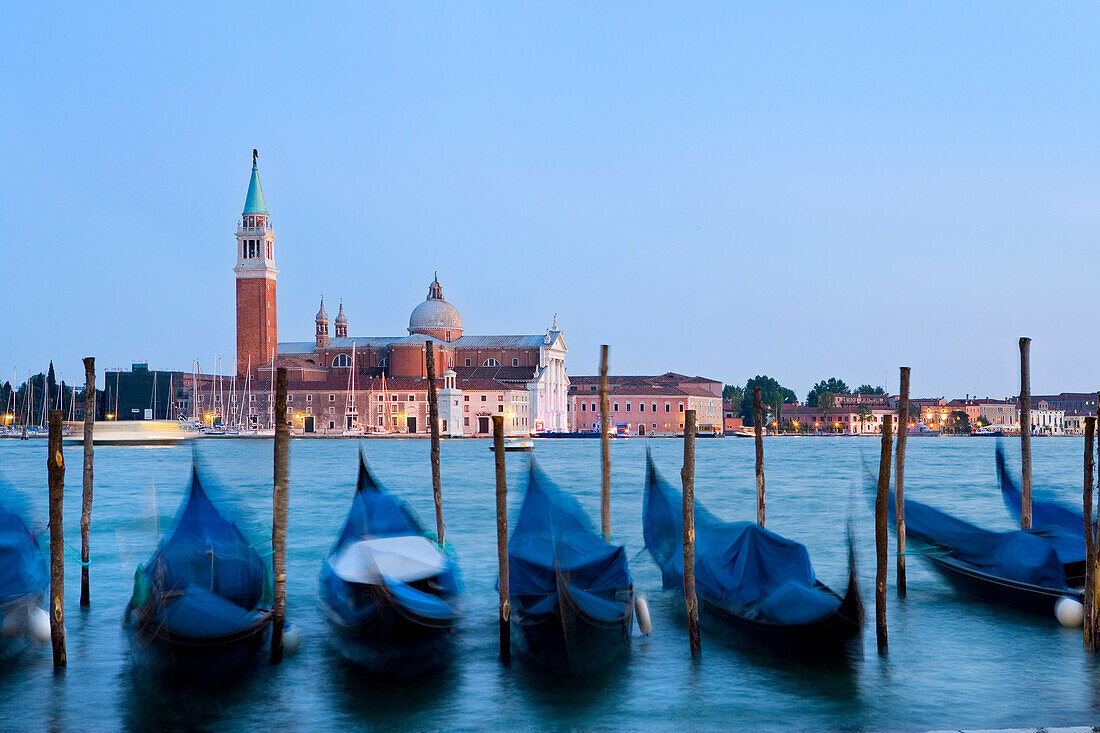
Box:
1055;596;1084;628
634;594;652;636
281;624;302;656
28;607;51;643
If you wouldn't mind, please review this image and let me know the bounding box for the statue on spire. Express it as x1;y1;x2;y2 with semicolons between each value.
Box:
253;148;258;164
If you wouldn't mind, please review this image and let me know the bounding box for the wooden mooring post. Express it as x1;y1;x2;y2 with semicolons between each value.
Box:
47;410;66;668
753;386;765;527
682;408;700;657
599;345;611;538
492;414;510;664
271;367;289;664
1083;416;1095;651
1094;392;1100;643
426;342;445;546
80;356;95;607
875;414;893;653
1019;337;1032;529
895;366;910;598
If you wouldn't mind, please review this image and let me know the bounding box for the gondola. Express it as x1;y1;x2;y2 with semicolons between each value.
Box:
995;443;1087;585
508;461;634;674
124;467;273;671
883;475;1081;614
319;455;459;675
0;500;48;660
644;453;862;655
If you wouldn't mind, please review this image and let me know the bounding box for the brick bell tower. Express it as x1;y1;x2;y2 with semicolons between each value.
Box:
234;149;278;377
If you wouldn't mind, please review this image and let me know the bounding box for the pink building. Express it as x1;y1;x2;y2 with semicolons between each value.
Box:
567;373;723;436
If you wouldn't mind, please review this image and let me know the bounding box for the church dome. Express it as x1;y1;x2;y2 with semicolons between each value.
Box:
408;275;463;339
335;302;347;325
315;298;328;322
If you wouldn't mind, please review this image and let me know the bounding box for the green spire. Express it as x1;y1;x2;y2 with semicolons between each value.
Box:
243;148;267;215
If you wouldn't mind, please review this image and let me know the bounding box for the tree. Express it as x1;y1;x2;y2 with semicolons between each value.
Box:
975;416;990;428
807;378;850;406
722;384;744;405
948;410;970;435
739;375;797;426
854;384;886;395
856;404;873;433
818;391;836;410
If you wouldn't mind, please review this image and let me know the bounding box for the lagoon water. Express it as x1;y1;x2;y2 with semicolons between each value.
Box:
0;436;1098;731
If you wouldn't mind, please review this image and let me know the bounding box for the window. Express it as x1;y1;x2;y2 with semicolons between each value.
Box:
639;403;644;412
329;407;335;414
250;395;256;402
591;402;596;411
652;423;657;429
392;395;398;401
626;402;631;412
465;358;471;367
329;421;335;429
679;403;684;413
464;417;470;426
408;395;415;401
379;357;388;368
613;403;619;411
497;395;503;401
498;405;504;412
581;403;587;412
288;395;294;402
448;358;453;367
378;416;383;426
445;330;451;341
329;394;335;402
665;402;670;413
484;358;500;367
464;405;468;412
512;358;519;367
378;395;384;401
306;394;312;402
464;395;469;401
652;402;657;412
481;395;487;402
332;354;352;368
306;407;312;415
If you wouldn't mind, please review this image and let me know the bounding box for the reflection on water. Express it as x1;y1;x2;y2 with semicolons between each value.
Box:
0;437;1098;730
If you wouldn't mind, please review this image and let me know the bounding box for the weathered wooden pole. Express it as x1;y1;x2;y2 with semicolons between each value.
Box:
47;410;66;668
270;367;289;664
80;357;95;608
895;366;910;598
492;414;510;664
1094;392;1100;644
426;342;444;546
875;414;893;653
681;408;701;657
753;385;765;527
1019;337;1032;529
599;345;611;538
1083;416;1095;651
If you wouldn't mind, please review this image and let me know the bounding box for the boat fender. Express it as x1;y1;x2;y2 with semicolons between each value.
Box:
1055;597;1084;628
635;595;652;636
29;607;52;643
281;623;302;656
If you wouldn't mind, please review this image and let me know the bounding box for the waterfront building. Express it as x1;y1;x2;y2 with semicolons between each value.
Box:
1027;400;1065;436
566;374;723;436
232;153;568;436
975;399;1018;427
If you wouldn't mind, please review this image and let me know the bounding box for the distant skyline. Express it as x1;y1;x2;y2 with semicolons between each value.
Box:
2;3;1098;399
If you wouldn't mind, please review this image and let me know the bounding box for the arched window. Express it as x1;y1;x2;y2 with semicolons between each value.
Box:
332;354;352;368
483;358;500;367
379;357;388;368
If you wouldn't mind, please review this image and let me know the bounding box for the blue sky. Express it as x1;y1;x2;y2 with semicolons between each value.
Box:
2;3;1097;400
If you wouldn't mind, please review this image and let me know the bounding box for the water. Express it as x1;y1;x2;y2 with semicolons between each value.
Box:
1;436;1098;731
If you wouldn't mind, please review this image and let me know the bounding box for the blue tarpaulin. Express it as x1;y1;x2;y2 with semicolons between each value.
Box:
508;463;631;624
996;443;1089;565
135;469;270;638
0;502;47;604
643;455;840;624
889;480;1069;590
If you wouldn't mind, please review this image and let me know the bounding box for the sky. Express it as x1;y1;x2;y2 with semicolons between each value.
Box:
2;3;1098;401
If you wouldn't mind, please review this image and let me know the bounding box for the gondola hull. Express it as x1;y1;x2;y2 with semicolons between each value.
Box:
320;582;456;675
0;594;45;661
124;606;272;674
913;542;1080;615
695;573;862;657
512;575;632;675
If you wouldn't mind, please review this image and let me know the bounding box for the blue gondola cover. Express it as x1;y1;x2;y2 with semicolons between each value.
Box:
0;502;47;604
644;457;840;624
509;464;632;624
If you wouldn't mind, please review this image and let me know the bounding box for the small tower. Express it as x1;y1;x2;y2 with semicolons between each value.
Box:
439;369;464;437
334;301;348;339
234;149;278;376
315;298;329;348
